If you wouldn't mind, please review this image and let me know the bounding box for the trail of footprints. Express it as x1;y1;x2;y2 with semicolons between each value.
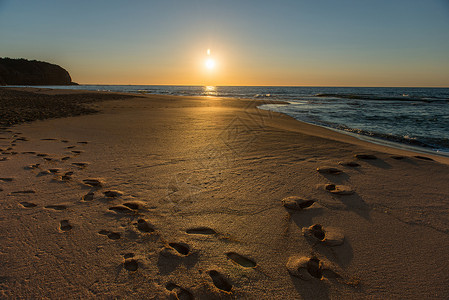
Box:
281;152;431;283
1;134;236;295
0;135;90;236
1;132;437;296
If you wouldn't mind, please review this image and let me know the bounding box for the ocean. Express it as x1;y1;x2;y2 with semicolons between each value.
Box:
25;85;449;156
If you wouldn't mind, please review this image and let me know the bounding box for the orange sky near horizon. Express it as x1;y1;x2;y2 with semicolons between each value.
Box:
70;52;449;87
67;38;449;87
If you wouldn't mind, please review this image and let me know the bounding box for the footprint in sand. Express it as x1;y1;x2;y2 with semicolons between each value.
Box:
41;138;58;141
136;219;154;233
36;153;48;157
0;178;13;182
160;243;190;257
61;140;69;143
22;151;37;155
60;220;72;232
226;252;257;268
98;230;121;240
61;156;71;161
10;190;36;195
38;170;52;176
108;205;135;213
0;157;8;161
208;270;233;293
108;203;141;214
166;283;194;300
48;168;60;174
123;202;142;210
287;256;341;281
168;243;190;255
61;172;74;181
83;179;104;188
186;227;216;235
302;224;345;246
20;201;37;208
339;161;360;167
103;190;123;198
123;258;139;271
324;184;354;195
71;150;84;154
77;141;89;144
14;137;28;142
316;167;343;175
45;205;67;211
43;157;53;161
72;162;88;168
354;154;377;160
281;196;315;210
82;192;95;201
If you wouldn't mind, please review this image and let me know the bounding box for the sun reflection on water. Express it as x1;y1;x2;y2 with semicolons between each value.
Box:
203;85;217;96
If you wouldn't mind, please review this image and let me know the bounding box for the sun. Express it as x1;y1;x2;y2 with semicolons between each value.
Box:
204;48;216;70
205;58;215;70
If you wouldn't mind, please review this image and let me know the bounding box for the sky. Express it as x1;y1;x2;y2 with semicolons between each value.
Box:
1;0;449;87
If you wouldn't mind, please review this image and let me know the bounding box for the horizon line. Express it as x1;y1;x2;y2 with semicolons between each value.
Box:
73;83;449;88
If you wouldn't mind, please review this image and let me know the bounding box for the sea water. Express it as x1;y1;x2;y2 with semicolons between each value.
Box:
23;85;449;156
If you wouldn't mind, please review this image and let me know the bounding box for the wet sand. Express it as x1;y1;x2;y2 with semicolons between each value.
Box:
1;88;449;298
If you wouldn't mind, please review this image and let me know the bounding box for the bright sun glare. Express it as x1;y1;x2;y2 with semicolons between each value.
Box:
205;58;215;70
205;48;215;70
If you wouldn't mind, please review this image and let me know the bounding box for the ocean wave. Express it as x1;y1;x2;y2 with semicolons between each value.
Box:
254;94;274;98
313;93;448;103
337;126;449;150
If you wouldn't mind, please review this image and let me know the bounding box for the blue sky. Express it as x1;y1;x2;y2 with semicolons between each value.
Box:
1;0;448;86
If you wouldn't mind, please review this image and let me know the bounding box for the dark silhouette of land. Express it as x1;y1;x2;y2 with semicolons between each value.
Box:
0;58;77;86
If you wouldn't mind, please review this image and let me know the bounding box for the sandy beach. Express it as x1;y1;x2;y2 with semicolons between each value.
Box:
1;88;449;299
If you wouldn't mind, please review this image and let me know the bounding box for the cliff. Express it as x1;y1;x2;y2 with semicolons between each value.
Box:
0;58;77;85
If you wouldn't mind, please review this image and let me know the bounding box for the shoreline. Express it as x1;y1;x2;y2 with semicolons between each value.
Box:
1;88;449;298
307;121;449;160
2;86;448;164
